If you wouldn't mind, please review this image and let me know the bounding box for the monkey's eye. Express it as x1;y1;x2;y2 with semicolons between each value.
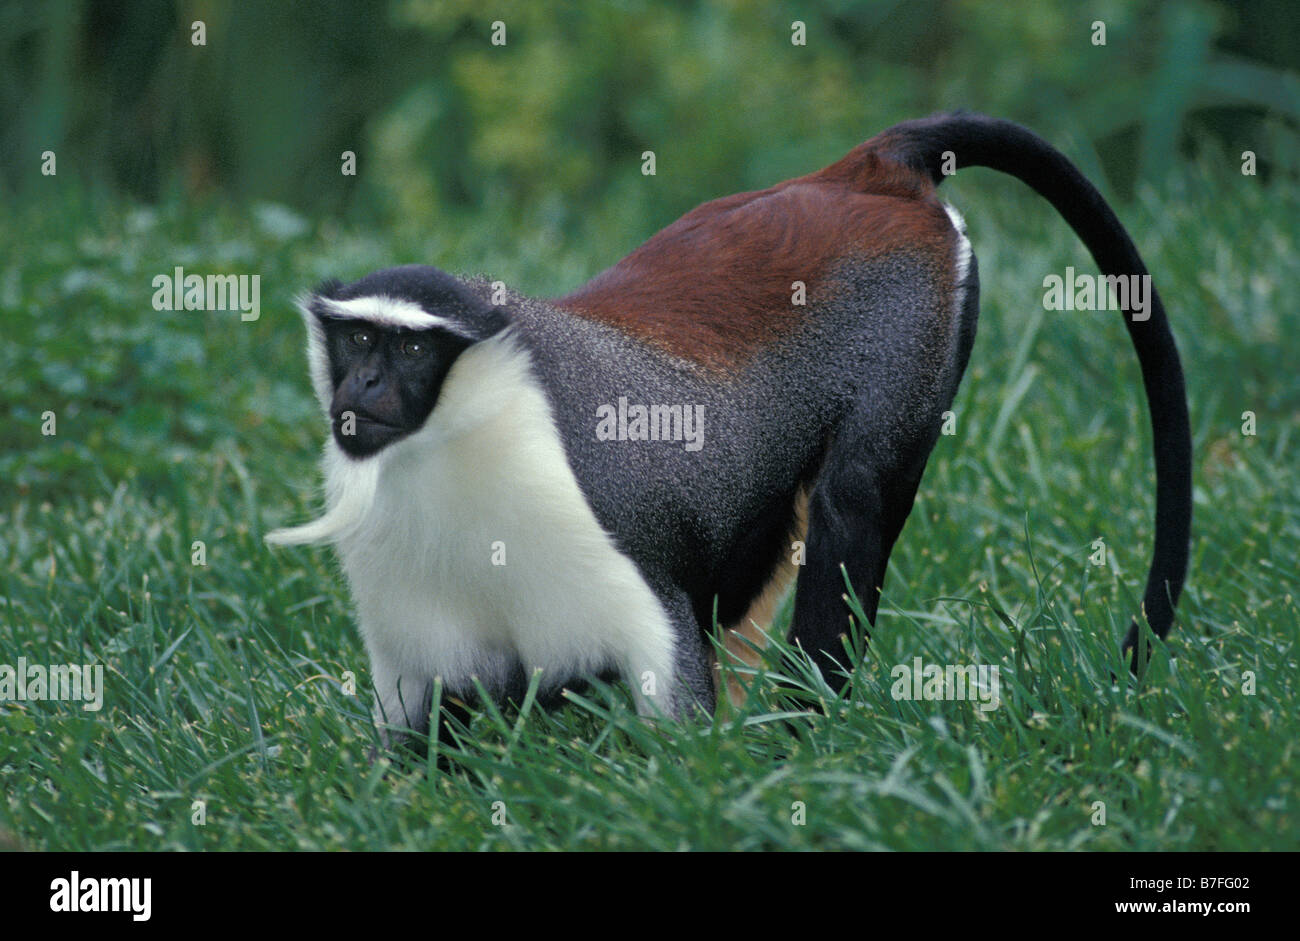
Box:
401;338;427;356
350;330;373;347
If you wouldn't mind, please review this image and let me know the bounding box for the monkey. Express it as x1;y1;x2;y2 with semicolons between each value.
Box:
267;112;1192;752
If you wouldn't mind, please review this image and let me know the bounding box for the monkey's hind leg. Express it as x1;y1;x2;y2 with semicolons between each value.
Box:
789;419;932;695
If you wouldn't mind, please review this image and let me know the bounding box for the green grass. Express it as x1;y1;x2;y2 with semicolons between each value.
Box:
1;158;1296;850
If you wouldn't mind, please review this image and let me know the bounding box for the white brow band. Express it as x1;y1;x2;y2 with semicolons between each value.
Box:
318;295;471;335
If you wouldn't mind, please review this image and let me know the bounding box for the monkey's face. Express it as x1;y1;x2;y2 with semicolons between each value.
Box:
322;319;468;457
300;266;509;459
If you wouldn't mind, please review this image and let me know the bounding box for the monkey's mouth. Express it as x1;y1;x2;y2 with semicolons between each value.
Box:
331;411;402;430
331;412;409;456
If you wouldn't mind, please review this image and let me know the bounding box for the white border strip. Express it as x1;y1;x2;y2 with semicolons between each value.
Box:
943;204;972;286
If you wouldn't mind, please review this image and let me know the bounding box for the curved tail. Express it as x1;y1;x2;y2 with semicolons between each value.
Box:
879;112;1192;673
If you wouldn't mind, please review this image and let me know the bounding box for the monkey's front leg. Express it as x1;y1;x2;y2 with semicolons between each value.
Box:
366;645;470;767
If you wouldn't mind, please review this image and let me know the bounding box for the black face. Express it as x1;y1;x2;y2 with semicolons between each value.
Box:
307;266;510;457
321;319;469;457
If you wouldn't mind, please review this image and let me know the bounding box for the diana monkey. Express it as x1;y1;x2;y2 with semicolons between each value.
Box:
268;113;1192;751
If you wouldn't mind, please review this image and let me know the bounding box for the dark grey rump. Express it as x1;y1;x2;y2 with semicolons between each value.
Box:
789;250;978;681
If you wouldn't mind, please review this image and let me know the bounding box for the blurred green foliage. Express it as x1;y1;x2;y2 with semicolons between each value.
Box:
2;0;1297;244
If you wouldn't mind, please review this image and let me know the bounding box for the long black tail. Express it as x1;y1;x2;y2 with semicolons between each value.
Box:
880;112;1192;673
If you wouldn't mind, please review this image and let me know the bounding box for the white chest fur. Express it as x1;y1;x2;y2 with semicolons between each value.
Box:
272;333;678;717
